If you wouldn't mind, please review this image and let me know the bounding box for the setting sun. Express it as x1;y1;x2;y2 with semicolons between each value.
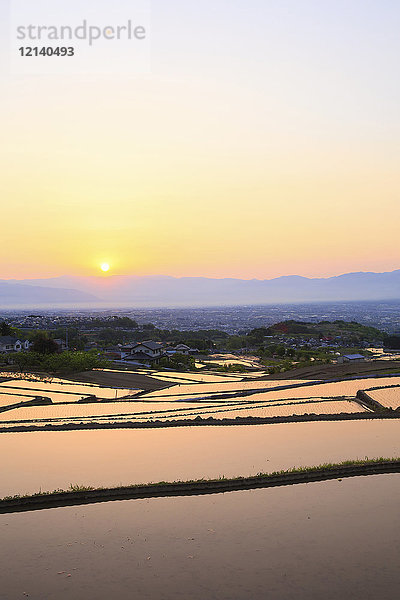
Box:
100;263;110;273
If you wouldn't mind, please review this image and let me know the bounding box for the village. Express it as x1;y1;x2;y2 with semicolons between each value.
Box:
1;312;398;377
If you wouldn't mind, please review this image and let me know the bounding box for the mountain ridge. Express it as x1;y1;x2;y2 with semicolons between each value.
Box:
0;281;99;305
1;269;399;307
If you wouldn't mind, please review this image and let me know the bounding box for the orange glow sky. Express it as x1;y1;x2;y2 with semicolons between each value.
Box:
1;1;399;281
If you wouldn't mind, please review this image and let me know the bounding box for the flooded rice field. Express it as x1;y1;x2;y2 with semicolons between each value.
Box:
0;400;228;424
0;395;31;408
142;375;400;399
205;399;363;419
142;379;308;397
2;369;399;600
1;372;400;427
0;378;141;403
0;395;367;427
203;354;262;368
366;386;400;409
1;474;399;599
1;420;399;497
101;368;244;383
151;371;244;383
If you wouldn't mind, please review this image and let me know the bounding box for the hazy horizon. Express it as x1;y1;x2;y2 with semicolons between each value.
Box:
1;268;400;308
2;266;400;283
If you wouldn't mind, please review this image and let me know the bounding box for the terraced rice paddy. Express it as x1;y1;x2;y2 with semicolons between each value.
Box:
0;378;140;404
0;396;366;427
0;372;399;428
364;386;400;409
2;473;399;600
0;401;217;424
142;376;400;400
200;400;364;419
203;354;262;369
142;379;311;398
101;368;243;384
0;395;30;408
2;364;398;600
1;420;399;498
151;371;244;383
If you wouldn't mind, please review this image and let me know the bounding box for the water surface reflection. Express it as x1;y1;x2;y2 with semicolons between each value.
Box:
0;474;399;599
1;420;399;497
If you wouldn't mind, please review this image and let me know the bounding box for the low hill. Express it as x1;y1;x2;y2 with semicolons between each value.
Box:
263;320;383;340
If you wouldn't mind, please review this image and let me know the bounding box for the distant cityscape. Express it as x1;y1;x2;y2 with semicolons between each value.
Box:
2;300;400;335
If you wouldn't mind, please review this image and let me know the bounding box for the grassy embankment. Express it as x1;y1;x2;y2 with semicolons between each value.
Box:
1;457;399;512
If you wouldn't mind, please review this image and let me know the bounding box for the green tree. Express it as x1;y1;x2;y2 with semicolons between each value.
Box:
12;351;41;371
247;327;269;343
42;351;110;374
31;332;59;354
384;335;400;350
159;353;195;371
0;321;13;336
111;316;139;328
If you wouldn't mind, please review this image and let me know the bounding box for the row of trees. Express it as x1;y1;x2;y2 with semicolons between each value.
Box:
247;321;384;344
1;350;109;375
384;335;400;350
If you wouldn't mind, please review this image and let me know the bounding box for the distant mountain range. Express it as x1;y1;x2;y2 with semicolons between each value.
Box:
1;269;400;307
0;281;98;306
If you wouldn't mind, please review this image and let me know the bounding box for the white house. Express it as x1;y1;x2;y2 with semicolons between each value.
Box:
121;340;166;364
0;336;31;353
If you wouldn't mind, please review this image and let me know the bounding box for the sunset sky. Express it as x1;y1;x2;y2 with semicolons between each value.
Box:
1;0;399;280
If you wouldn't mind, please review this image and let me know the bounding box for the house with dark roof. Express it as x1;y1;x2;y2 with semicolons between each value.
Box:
121;340;166;365
0;336;31;353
